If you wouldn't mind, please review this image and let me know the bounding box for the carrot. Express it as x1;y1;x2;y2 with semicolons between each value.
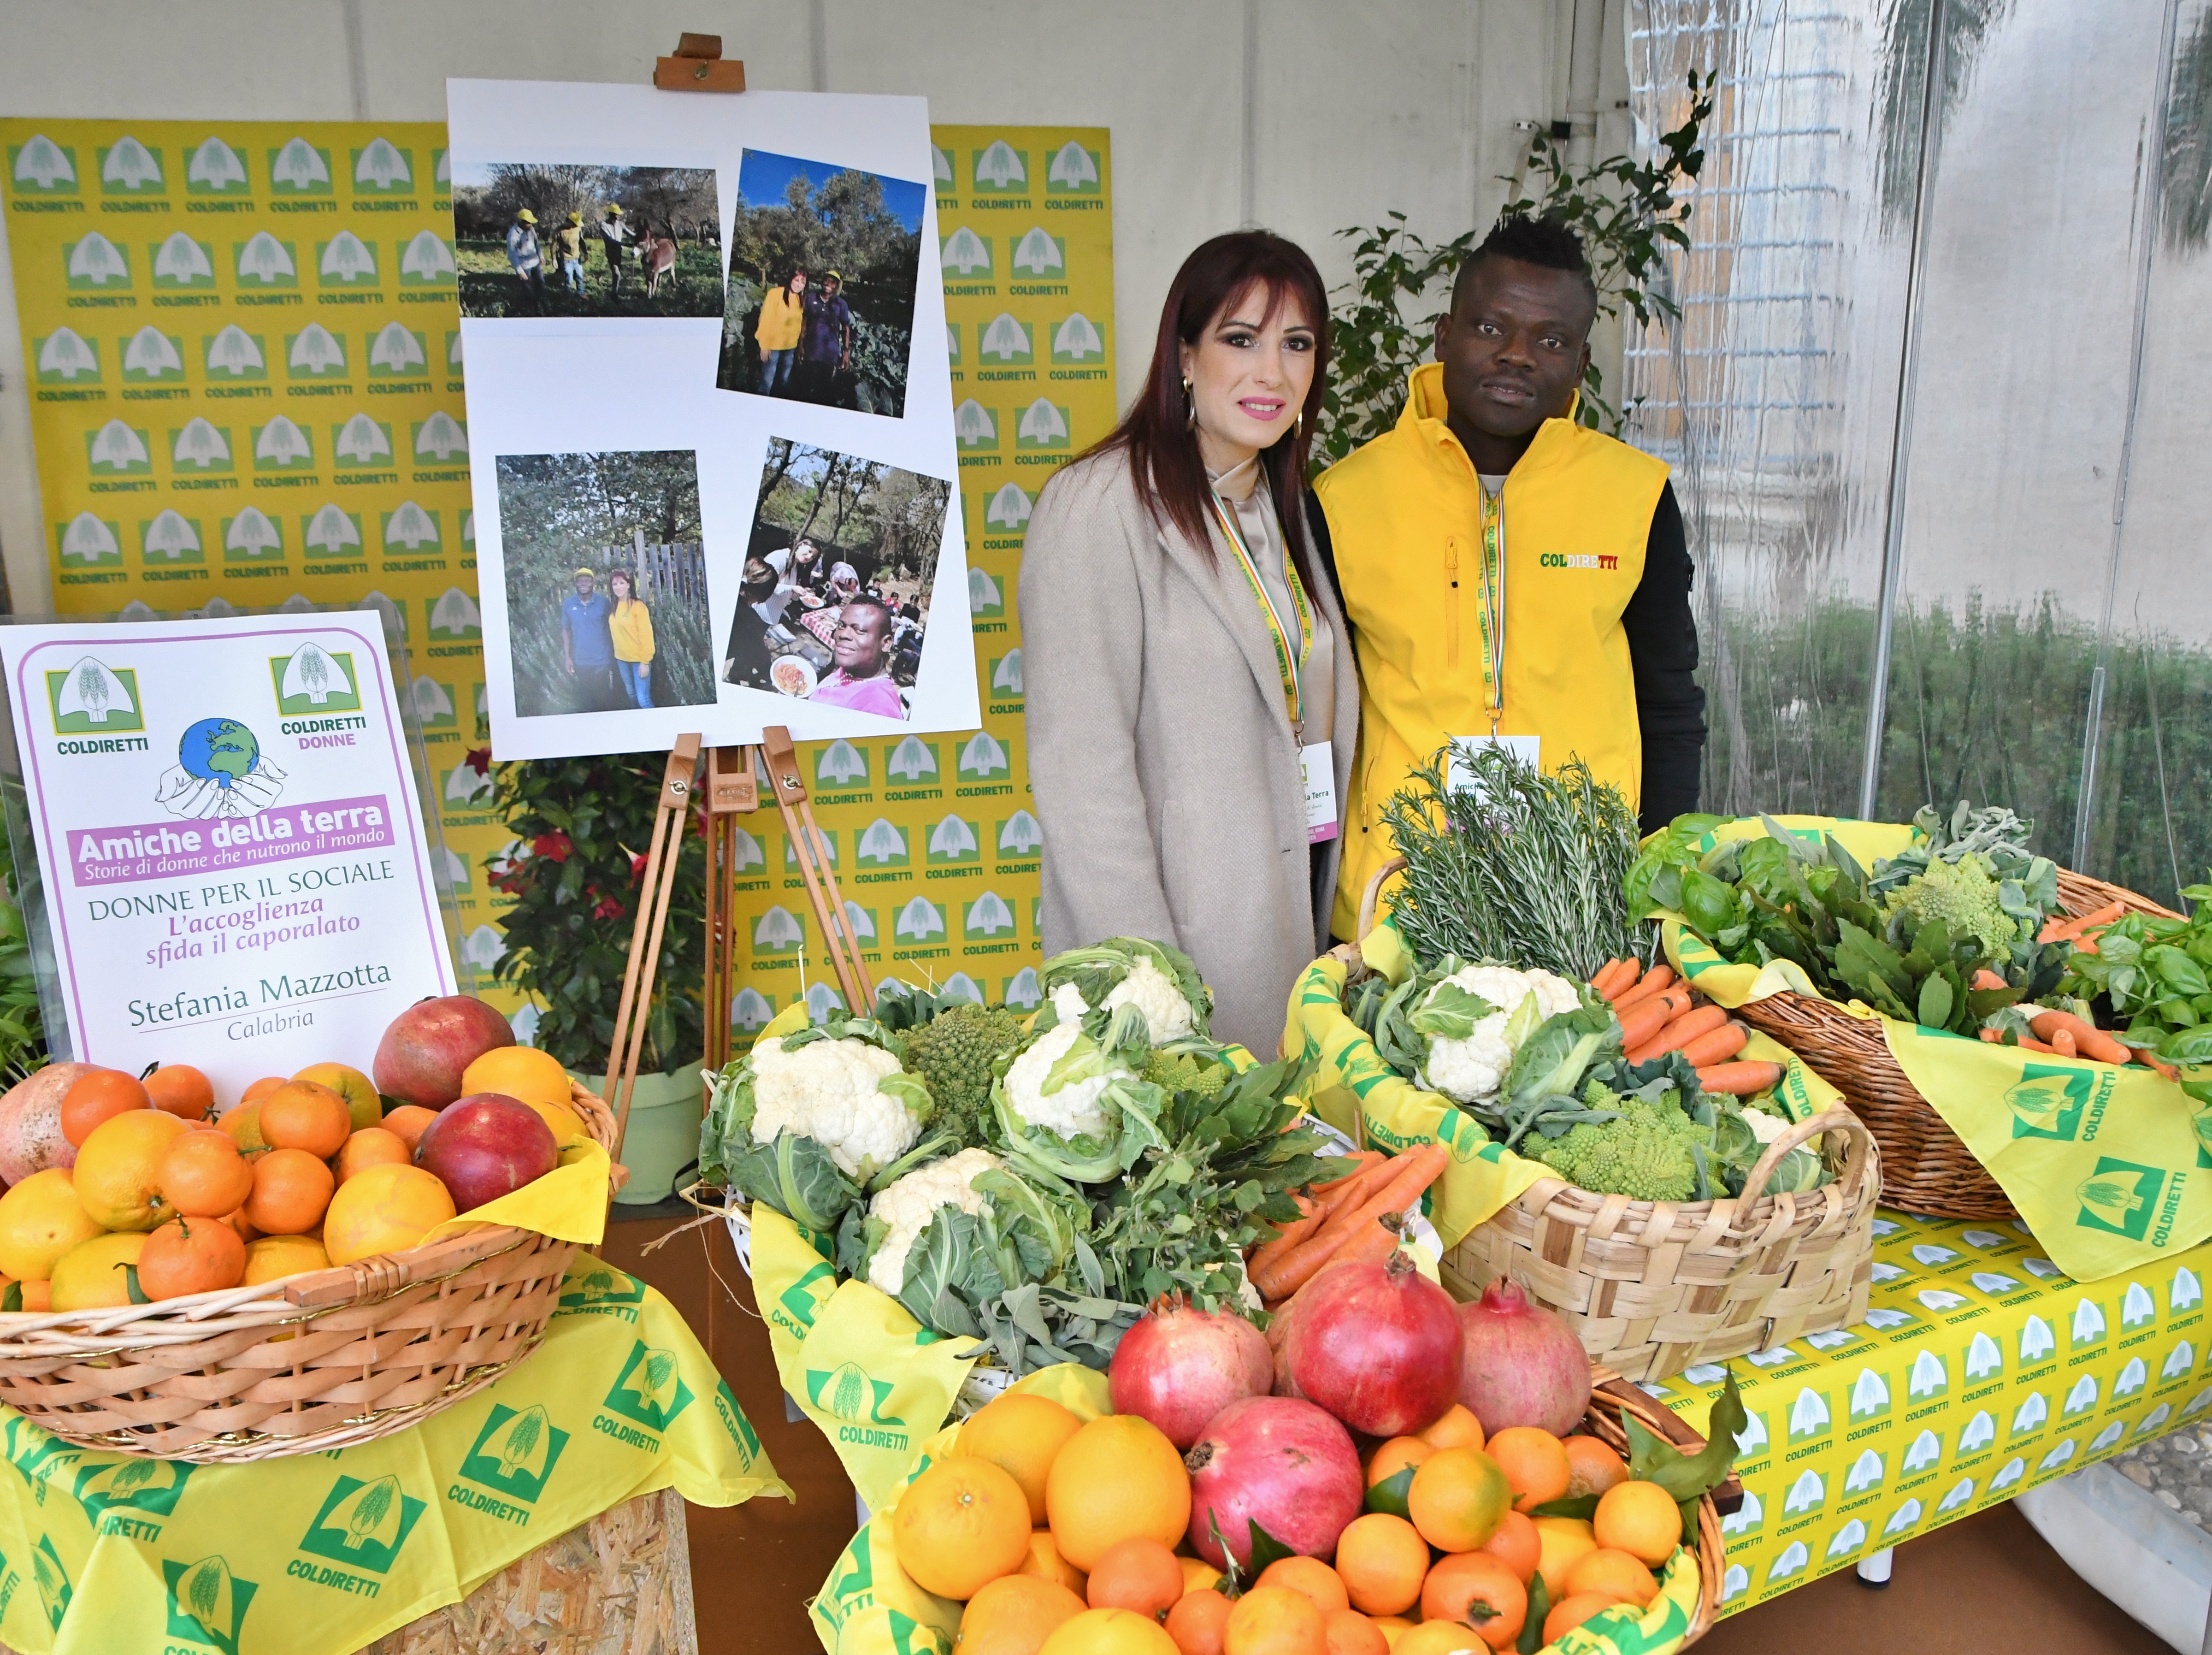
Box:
1613;965;1676;1012
1680;1021;1750;1068
2039;901;2126;946
1592;959;1637;1000
1615;995;1678;1053
1693;1061;1785;1095
1970;969;2008;991
1321;1214;1405;1272
1252;1146;1448;1300
1980;1027;2061;1054
1626;1004;1730;1064
1308;1152;1384;1206
1305;1155;1397;1222
2029;1009;2133;1066
1246;1194;1319;1275
2051;1027;2078;1058
2134;1046;2180;1082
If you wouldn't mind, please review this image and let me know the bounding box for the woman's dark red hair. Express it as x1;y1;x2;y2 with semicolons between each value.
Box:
1091;230;1330;579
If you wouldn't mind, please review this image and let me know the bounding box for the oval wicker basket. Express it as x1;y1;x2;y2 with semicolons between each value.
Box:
0;1080;617;1463
1582;1370;1729;1649
1733;868;2180;1222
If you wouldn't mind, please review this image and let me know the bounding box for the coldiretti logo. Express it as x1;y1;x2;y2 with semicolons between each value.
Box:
817;739;870;789
32;1537;71;1631
808;1361;906;1427
978;313;1034;364
970;567;1006;616
714;1378;764;1471
253;416;314;471
35;328;100;384
754;904;806;955
971;141;1028;193
9;134;77;194
333;413;395;468
87;418;152;474
268;136;333;194
559;1264;648;1316
46;657;144;734
72;1456;195;1526
296;1474;427;1575
1052;312;1107;361
457;1402;572;1504
927;812;982;865
184;136;250;195
234;231;298;288
894;897;948;944
142;511;205;564
990;650;1024;702
65;231;131;290
1045;141;1103;193
58;514;122;567
2006;1065;2093;1141
382;502;442;552
856;819;912;868
1016;398;1071;449
153;231;218;288
942;226;993;277
317;232;378;287
164;1554;256;1654
286;323;347;376
204;325;265;380
956;398;998;449
268;642;361;714
99;136;165;195
1786;1386;1833;1443
351;138;413;192
601;1342;695;1434
1011;227;1066;278
2076;1158;2166;1240
368;321;428;377
1537;552;1620;571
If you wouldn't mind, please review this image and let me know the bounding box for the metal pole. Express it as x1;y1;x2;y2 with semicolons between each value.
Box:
1857;0;1951;820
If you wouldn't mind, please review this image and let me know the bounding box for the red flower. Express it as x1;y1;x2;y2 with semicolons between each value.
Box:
594;896;625;920
630;851;649;884
533;831;572;863
465;746;492;776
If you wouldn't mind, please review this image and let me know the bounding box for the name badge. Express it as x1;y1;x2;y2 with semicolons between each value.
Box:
1301;741;1339;844
1446;734;1541;794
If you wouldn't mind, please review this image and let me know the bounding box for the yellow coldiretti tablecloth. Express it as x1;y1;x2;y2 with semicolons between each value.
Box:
1649;1210;2212;1616
0;1257;786;1655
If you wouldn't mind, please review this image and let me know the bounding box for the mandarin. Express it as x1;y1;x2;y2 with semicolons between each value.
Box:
1020;1529;1088;1596
1179;1558;1222;1596
74;1108;189;1230
220;1101;268;1155
1563;1435;1629;1499
258;1081;352;1158
378;1105;438;1153
1369;1620;1413;1651
138;1216;246;1299
1561;1548;1657;1608
143;1064;214;1121
1593;1479;1682;1566
1406;1448;1511;1552
895;1455;1032;1600
323;1163;456;1265
1531;1517;1597;1602
241;1077;286;1105
334;1127;413;1185
962;1391;1085;1526
1418;1553;1525;1650
157;1130;253;1217
1485;1427;1569;1514
60;1069;151;1147
1322;1611;1386;1655
18;1281;50;1312
1253;1557;1349;1618
1365;1437;1434;1489
1165;1588;1232;1655
1221;1585;1324;1655
957;1573;1086;1655
1477;1510;1539;1585
1087;1537;1184;1619
1038;1607;1180;1655
1045;1415;1189;1573
1333;1513;1427;1618
241;1233;329;1286
1543;1590;1631;1644
1374;1624;1481;1655
1418;1405;1484;1453
243;1147;335;1235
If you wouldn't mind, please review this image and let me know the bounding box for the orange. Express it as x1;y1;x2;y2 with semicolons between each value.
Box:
1179;1558;1222;1596
138;1216;246;1300
59;1069;151;1147
220;1101;268;1155
18;1280;50;1312
1165;1589;1232;1655
1221;1585;1325;1655
241;1076;286;1105
1253;1557;1348;1618
1385;1627;1483;1655
1563;1436;1629;1499
963;1391;1086;1525
1593;1479;1682;1566
894;1455;1032;1600
1088;1537;1184;1618
1406;1449;1510;1553
1020;1529;1088;1596
461;1046;574;1111
291;1062;382;1131
1418;1405;1484;1453
1531;1518;1597;1602
156;1130;254;1217
220;1206;260;1245
334;1127;413;1185
1543;1591;1630;1644
258;1080;352;1158
1477;1511;1539;1585
1333;1513;1427;1617
73;1108;189;1230
1484;1427;1569;1514
0;1169;103;1281
1561;1548;1657;1608
1419;1554;1525;1650
241;1233;330;1286
1038;1607;1180;1655
242;1147;335;1235
1045;1414;1190;1573
1370;1620;1414;1651
1365;1437;1434;1489
47;1232;147;1311
1323;1611;1386;1655
144;1064;214;1121
957;1573;1086;1655
322;1164;457;1265
379;1105;438;1153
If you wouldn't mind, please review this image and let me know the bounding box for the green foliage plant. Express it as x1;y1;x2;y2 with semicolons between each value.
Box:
0;789;45;1084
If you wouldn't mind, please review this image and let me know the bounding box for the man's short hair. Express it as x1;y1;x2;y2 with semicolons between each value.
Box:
839;593;892;627
1452;212;1599;313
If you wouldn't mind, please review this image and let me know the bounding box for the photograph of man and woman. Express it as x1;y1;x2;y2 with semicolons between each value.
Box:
452;161;723;319
493;448;717;717
717;148;926;418
726;437;952;721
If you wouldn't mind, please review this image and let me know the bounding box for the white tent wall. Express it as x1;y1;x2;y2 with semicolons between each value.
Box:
0;0;1630;619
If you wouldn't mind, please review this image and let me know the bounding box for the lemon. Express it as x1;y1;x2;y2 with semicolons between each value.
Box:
0;1170;104;1281
241;1234;330;1286
460;1046;575;1112
73;1110;189;1230
48;1232;147;1311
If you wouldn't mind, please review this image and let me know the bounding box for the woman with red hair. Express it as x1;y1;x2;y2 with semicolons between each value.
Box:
1019;231;1357;1055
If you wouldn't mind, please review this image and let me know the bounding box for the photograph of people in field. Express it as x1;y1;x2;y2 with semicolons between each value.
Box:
494;449;716;717
453;162;722;319
727;438;951;721
718;150;925;418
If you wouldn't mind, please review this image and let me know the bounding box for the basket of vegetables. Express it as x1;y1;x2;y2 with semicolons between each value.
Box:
1287;745;1877;1382
1634;803;2182;1221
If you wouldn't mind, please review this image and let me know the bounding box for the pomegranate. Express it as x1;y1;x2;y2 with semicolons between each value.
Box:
1284;1250;1463;1436
373;995;516;1109
1184;1395;1363;1567
1109;1297;1274;1449
1456;1277;1593;1436
415;1093;558;1212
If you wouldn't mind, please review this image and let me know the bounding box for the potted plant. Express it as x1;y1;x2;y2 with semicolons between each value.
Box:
483;749;705;1203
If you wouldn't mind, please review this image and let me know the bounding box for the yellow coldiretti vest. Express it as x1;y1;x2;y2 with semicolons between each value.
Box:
1315;362;1668;940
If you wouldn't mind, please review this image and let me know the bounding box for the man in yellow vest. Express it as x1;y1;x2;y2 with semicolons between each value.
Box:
1314;213;1705;940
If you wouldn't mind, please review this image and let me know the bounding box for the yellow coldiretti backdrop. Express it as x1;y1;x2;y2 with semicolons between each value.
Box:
0;118;509;980
5;122;1109;1026
723;128;1113;1034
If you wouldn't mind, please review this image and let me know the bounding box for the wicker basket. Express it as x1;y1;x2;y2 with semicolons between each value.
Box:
0;1080;618;1462
1582;1371;1729;1648
1734;868;2180;1222
1442;1109;1879;1382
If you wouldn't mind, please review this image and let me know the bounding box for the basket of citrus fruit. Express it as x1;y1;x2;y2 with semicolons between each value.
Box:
812;1245;1736;1655
0;994;619;1462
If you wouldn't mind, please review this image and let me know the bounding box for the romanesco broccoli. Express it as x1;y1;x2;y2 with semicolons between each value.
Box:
1141;1050;1229;1099
1881;853;2017;955
902;1003;1028;1146
1530;1087;1705;1201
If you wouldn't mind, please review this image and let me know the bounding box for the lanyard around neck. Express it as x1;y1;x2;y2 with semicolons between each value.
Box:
1207;487;1314;738
1477;484;1508;735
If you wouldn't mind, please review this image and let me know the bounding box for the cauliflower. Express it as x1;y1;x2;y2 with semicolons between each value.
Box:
1102;954;1196;1042
1050;981;1090;1024
749;1033;925;1180
1417;964;1586;1105
1881;854;2017;956
1003;1020;1116;1139
1742;1106;1791;1144
865;1147;1002;1294
1529;1086;1705;1201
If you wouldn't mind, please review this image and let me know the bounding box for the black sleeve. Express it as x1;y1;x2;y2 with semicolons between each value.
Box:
1622;480;1706;833
1302;490;1349;624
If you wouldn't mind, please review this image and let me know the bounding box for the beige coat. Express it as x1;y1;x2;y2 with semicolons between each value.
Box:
1018;448;1360;1057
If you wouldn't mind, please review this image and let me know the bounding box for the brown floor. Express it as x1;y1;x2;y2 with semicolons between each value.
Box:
607;1212;2175;1655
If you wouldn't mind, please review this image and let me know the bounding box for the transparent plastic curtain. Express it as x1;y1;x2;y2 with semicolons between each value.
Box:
1627;0;2212;908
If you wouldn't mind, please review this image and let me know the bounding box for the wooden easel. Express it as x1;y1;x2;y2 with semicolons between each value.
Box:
602;726;875;1155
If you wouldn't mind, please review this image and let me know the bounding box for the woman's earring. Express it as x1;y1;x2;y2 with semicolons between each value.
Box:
1293;410;1304;440
1182;375;1196;430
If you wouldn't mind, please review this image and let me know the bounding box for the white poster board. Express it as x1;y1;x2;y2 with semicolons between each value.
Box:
447;80;976;761
0;613;457;1095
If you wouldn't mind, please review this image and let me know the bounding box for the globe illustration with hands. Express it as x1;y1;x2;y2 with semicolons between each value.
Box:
177;718;260;789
